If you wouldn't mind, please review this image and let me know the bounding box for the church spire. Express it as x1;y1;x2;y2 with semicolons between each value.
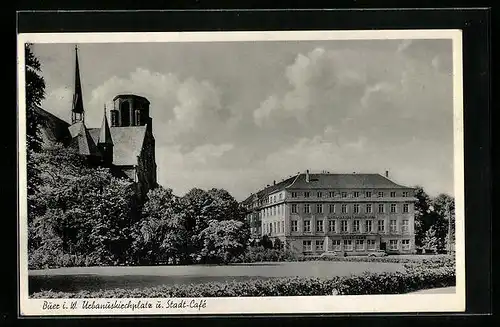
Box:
98;105;113;146
71;45;85;124
98;105;113;165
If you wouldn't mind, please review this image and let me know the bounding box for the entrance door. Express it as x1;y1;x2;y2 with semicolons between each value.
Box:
380;242;387;251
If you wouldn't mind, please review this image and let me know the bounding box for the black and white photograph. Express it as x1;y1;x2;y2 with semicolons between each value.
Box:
18;30;465;315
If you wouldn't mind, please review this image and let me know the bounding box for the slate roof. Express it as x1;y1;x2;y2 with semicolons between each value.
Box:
34;106;71;144
241;172;412;205
88;125;147;166
287;173;410;189
68;122;101;157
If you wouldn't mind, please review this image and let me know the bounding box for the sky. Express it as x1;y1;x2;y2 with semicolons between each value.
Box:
31;38;455;201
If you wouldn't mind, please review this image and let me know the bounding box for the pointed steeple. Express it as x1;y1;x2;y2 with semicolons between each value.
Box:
98;105;113;145
97;105;114;165
71;45;85;124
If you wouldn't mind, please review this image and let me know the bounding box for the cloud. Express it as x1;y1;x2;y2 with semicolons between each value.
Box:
41;86;73;121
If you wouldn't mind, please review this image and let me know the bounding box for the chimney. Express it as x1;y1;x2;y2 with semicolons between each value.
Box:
306;169;310;183
385;170;389;178
273;180;276;185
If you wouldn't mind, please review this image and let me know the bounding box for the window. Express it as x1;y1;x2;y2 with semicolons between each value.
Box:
329;191;335;198
316;220;324;232
355;239;365;251
403;203;409;213
367;240;376;250
317;191;323;198
401;220;409;233
328;220;336;232
378;203;385;213
390;220;397;232
272;206;276;215
303;240;312;252
390;203;397;213
273;195;276;203
365;220;373;233
402;191;409;197
378;220;385;232
353;204;360;214
366;203;373;213
279;193;283;200
291;220;298;232
332;240;341;251
344;240;353;251
269;223;273;234
316;203;323;213
304;204;310;213
291;204;298;214
273;222;277;234
291;192;298;198
329;204;335;213
135;110;141;125
390;192;396;197
277;206;280;215
353;191;360;198
378;191;384;198
281;221;285;233
341;192;347;198
304;220;311;232
389;240;398;250
120;101;130;126
341;204;348;213
366;191;372;198
304;192;310;198
353;220;360;232
341;220;348;232
111;110;118;126
402;239;410;250
315;240;324;251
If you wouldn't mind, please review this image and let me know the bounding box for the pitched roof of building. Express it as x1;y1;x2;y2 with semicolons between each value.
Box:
241;172;412;205
68;122;101;157
34;106;71;144
98;113;113;145
88;125;147;166
287;173;410;189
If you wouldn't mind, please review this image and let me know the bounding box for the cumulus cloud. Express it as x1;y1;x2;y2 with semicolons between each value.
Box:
35;40;455;200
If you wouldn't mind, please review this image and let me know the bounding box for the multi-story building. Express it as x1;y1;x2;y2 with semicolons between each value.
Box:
242;170;417;255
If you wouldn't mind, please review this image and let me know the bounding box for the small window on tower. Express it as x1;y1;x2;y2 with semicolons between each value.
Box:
135;110;141;126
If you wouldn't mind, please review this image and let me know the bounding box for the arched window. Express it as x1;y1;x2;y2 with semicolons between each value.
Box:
110;110;118;127
121;101;130;126
135;110;141;126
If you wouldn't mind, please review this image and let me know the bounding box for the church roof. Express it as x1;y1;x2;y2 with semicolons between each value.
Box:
98;113;113;145
33;105;71;144
89;125;147;166
68;122;101;157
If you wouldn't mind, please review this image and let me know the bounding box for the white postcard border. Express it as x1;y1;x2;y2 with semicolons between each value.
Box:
17;29;465;316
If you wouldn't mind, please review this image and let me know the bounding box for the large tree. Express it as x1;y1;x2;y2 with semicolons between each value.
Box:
197;219;250;264
432;193;455;252
413;186;434;247
131;187;191;265
25;43;46;152
28;144;138;269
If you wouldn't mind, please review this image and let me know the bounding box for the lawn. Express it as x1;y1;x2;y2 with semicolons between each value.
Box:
29;261;404;294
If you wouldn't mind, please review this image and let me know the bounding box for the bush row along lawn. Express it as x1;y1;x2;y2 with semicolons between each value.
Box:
31;261;455;298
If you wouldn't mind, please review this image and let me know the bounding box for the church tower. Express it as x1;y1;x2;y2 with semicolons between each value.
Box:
71;45;85;124
97;105;113;165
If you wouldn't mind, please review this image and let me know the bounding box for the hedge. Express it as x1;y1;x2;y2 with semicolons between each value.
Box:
31;264;455;298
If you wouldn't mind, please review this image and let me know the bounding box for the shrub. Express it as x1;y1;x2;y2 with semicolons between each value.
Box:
31;265;455;298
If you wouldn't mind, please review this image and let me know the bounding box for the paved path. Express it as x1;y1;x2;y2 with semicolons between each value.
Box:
410;287;456;294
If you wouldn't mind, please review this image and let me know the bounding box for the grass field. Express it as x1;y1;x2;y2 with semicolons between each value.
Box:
29;261;404;294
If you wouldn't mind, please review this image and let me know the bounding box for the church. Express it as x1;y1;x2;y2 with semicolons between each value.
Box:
34;46;158;201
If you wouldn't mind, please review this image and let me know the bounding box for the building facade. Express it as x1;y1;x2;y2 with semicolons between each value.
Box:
243;170;417;255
